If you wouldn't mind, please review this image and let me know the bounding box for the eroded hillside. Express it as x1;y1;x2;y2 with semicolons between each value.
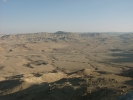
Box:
0;32;133;100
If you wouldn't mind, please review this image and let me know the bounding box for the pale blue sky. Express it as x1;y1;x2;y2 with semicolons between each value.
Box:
0;0;133;34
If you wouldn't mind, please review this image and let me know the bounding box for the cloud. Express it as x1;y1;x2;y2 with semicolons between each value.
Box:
3;0;7;2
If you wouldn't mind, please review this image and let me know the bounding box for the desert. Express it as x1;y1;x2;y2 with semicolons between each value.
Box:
0;32;133;100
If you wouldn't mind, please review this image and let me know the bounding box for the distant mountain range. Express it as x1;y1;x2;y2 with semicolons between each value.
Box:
0;31;132;42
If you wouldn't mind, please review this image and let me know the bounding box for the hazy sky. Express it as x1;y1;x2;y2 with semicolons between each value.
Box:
0;0;133;34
